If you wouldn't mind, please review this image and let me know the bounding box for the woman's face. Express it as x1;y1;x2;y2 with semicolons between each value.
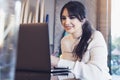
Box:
61;8;83;35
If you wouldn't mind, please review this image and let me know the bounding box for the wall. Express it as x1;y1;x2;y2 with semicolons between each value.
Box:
45;0;55;45
97;0;111;45
45;0;55;53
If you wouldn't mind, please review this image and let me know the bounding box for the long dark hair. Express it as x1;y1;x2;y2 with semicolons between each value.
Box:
60;1;93;60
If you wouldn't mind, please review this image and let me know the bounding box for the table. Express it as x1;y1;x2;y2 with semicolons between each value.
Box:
0;67;80;80
15;71;80;80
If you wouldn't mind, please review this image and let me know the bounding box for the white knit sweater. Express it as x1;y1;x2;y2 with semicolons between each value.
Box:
57;31;111;80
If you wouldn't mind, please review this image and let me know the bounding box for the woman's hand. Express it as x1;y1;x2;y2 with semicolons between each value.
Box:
61;36;78;61
50;55;60;67
61;53;77;61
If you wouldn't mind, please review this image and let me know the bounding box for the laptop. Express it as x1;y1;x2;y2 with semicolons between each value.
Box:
15;23;70;80
15;23;51;73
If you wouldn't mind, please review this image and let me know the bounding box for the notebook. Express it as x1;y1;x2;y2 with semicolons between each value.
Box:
15;23;51;73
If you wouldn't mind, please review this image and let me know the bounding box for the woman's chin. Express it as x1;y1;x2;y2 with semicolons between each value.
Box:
66;30;74;34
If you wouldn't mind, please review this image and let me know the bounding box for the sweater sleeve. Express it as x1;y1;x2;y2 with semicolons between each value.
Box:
57;58;75;69
72;31;111;80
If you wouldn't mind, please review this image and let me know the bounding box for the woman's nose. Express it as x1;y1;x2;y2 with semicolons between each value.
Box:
65;18;71;25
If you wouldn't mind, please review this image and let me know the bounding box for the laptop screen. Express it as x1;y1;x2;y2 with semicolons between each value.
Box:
15;23;51;73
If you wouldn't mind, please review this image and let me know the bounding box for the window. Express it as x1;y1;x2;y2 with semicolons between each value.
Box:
111;0;120;77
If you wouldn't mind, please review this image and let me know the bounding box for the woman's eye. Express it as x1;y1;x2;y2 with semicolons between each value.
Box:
61;16;66;20
69;16;76;19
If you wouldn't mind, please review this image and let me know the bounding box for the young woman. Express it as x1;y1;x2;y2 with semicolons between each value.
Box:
51;1;111;80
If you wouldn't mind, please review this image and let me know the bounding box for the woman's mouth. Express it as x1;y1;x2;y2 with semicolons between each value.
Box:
65;26;73;30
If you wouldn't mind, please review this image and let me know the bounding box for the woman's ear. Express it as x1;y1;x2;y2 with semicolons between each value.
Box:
81;18;86;25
